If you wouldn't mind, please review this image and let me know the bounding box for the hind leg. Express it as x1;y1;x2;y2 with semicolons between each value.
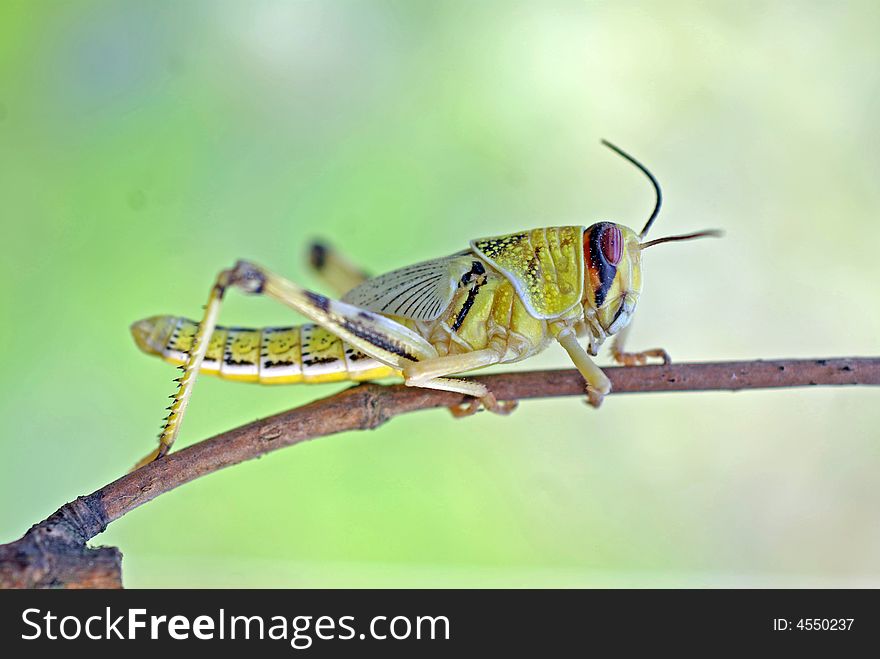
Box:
136;258;523;467
133;265;244;469
134;259;440;468
307;240;371;296
253;260;519;414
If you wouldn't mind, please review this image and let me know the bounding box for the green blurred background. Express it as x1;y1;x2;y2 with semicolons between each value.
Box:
2;0;879;587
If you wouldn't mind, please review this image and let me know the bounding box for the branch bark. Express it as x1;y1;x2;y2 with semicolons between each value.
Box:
2;356;878;588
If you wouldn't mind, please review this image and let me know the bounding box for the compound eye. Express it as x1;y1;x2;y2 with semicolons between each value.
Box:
600;225;623;265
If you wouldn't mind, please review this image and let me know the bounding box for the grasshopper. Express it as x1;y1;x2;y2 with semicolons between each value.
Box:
131;141;719;466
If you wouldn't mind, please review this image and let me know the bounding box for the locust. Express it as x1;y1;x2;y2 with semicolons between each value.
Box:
131;141;720;466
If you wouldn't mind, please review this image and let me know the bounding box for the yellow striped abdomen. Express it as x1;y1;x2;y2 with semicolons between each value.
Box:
130;316;397;384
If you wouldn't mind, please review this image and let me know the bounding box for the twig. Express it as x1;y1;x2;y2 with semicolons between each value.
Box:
1;357;877;588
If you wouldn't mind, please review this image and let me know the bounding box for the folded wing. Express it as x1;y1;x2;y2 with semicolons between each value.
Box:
342;251;475;321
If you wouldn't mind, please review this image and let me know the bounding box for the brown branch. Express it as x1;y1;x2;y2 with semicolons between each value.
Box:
2;356;878;588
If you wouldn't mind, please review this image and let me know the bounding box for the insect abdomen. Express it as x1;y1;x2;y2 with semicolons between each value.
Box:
131;315;396;384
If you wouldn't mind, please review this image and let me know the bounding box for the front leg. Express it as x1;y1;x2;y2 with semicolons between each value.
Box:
556;328;611;408
610;322;670;366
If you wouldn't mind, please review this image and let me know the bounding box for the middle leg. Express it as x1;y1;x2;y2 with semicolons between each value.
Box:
403;347;518;416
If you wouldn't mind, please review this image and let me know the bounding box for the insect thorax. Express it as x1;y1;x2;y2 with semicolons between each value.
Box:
400;258;554;364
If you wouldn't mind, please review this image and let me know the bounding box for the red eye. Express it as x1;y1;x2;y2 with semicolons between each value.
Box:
600;226;622;265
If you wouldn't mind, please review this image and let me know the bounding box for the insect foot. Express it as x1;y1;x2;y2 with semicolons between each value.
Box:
448;394;518;418
612;348;671;366
481;392;518;415
448;399;481;418
585;384;607;409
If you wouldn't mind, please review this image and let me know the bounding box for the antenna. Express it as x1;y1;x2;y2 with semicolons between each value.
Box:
640;229;723;250
600;139;662;238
